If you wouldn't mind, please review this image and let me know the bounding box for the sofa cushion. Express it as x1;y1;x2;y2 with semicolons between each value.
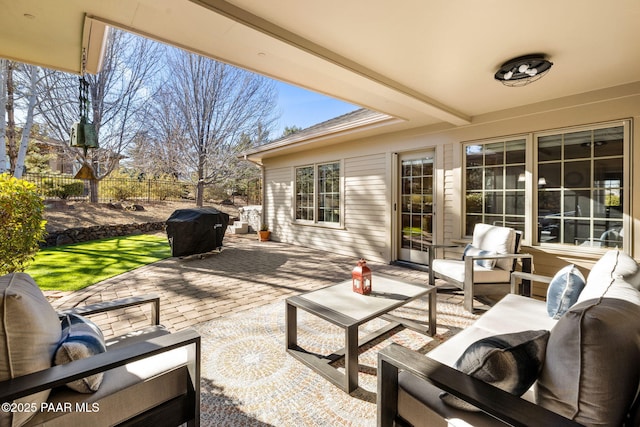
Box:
546;264;586;319
0;273;61;427
463;244;497;269
27;326;192;426
577;250;640;306
440;330;550;411
432;259;511;285
471;224;516;271
536;298;640;425
55;314;107;393
428;294;556;370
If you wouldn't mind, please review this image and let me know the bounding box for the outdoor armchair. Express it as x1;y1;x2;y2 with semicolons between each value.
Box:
428;223;532;312
0;273;200;427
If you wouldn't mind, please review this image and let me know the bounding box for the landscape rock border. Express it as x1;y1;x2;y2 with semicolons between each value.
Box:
43;222;166;247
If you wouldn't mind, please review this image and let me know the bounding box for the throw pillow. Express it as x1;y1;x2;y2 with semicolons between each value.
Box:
463;244;497;269
54;314;107;393
440;330;550;411
0;273;61;427
546;264;586;319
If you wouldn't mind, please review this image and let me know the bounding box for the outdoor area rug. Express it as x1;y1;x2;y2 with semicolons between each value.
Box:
195;293;479;426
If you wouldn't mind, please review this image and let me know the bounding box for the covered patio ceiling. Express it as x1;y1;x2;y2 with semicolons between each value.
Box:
2;0;640;132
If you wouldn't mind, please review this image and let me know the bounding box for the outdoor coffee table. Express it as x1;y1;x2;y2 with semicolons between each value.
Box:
285;273;436;393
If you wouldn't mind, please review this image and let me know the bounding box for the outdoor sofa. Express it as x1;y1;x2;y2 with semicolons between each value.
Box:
378;249;640;426
0;272;200;427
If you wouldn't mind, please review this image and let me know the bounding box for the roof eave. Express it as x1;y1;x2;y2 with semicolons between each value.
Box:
242;111;401;163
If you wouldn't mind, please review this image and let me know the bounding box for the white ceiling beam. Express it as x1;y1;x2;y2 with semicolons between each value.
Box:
188;0;471;126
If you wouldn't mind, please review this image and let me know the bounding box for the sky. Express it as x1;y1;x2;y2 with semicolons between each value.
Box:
272;81;359;138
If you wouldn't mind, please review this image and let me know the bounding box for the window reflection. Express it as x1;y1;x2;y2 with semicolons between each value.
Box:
537;125;623;247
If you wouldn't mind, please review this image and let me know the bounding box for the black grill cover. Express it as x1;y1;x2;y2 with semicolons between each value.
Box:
166;208;229;257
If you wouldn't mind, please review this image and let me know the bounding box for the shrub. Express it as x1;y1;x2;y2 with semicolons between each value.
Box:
47;181;85;199
41;178;85;199
0;173;47;274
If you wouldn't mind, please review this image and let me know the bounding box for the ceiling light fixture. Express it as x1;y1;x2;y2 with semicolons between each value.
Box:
495;54;553;87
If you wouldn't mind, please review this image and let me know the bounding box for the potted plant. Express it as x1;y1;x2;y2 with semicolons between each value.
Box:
258;223;271;241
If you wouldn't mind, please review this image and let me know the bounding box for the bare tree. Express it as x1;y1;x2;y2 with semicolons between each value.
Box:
0;61;40;177
0;59;9;173
151;50;277;206
13;65;39;178
37;29;162;201
127;87;188;179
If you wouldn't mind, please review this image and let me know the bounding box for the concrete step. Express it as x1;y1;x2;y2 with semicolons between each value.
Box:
229;221;248;234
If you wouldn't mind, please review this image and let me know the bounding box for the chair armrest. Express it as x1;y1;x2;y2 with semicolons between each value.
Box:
377;343;582;427
57;294;161;326
0;329;200;402
510;271;553;295
423;243;463;250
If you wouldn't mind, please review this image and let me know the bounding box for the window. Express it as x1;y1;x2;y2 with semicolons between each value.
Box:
295;162;341;224
295;166;314;221
464;138;526;236
463;121;629;250
537;125;624;248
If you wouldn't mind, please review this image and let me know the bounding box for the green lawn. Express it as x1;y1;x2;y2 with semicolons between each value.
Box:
26;234;171;291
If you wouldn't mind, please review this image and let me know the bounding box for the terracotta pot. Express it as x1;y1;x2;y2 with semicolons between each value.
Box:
258;230;271;241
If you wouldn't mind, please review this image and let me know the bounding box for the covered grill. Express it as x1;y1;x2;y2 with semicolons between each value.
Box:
166;207;229;257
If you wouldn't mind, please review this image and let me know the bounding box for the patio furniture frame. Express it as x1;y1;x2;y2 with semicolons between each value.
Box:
0;294;201;427
377;343;582;427
286;275;436;393
427;239;533;312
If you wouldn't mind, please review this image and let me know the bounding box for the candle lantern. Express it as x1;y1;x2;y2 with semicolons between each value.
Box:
352;258;372;295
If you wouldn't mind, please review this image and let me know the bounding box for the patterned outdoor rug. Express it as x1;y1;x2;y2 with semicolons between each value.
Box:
195;293;478;426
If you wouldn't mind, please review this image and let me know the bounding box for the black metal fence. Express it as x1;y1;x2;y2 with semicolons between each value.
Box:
24;173;262;205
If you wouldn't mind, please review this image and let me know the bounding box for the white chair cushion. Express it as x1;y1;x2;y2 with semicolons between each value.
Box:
432;259;511;284
471;224;516;271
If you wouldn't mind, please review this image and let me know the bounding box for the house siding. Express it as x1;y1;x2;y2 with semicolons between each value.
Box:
343;153;389;262
258;86;640;289
264;166;291;238
263;153;390;263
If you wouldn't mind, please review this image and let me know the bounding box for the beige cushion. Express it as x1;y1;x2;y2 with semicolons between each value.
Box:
0;273;61;427
432;259;511;284
471;224;516;271
578;250;640;306
428;294;555;366
536;298;640;425
26;326;191;426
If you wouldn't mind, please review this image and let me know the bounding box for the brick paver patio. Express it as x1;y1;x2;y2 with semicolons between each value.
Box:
47;233;448;338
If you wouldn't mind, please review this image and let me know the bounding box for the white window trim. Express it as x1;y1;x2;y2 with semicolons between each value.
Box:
461;120;631;253
533;119;631;252
462;134;529;238
292;160;344;228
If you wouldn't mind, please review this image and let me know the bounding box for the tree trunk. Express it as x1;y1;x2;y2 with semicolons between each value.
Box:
196;179;204;207
0;59;8;173
89;178;99;203
14;66;38;179
5;62;16;174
